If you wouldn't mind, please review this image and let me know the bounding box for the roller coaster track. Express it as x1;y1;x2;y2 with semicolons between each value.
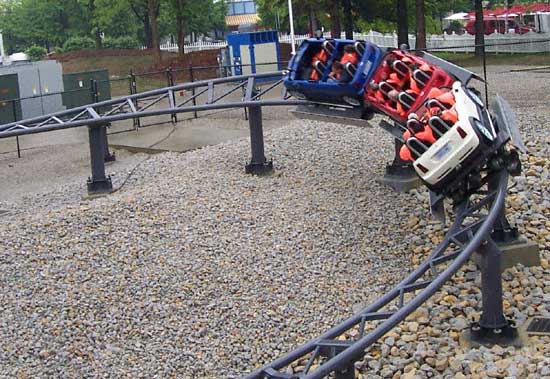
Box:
0;71;519;378
244;170;509;379
0;71;306;139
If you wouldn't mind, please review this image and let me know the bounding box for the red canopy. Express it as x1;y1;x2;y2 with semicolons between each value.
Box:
468;2;550;18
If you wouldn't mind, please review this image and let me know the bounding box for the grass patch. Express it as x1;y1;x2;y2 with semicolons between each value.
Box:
60;52;179;97
61;51;177;76
433;52;550;67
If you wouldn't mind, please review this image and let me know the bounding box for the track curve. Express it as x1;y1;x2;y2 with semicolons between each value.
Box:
0;72;310;139
244;169;509;379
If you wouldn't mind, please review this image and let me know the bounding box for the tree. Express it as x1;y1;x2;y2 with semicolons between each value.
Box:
148;0;162;63
165;0;225;55
329;0;342;37
415;0;426;49
0;0;72;50
81;0;102;47
256;0;344;36
343;0;353;39
474;0;485;56
396;0;408;47
0;0;144;52
129;0;154;48
87;0;142;46
169;0;186;54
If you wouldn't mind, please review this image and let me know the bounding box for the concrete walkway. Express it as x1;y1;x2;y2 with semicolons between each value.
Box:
0;104;294;202
107;106;293;153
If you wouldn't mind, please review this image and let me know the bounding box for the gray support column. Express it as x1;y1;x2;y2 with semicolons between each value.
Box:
87;125;113;195
463;238;523;347
100;124;116;162
245;104;273;175
478;239;508;330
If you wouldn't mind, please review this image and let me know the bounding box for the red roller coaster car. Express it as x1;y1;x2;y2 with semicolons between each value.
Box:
364;50;456;124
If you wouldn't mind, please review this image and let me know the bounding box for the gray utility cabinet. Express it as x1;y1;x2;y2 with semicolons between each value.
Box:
0;73;21;124
0;60;65;120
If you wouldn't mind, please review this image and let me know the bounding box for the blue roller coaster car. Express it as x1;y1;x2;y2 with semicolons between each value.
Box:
284;38;383;106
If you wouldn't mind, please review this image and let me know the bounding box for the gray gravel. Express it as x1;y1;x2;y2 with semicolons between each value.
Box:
0;120;422;378
352;66;550;379
0;65;549;379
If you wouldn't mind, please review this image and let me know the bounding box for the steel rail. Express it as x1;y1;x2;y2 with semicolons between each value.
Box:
0;100;307;139
244;169;508;379
0;71;289;136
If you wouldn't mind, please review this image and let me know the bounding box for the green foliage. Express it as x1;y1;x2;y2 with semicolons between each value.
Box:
25;45;47;61
445;20;465;34
0;0;226;54
103;36;141;49
0;0;73;52
63;36;96;51
165;0;226;38
356;18;397;33
91;0;142;39
1;0;479;57
53;46;64;54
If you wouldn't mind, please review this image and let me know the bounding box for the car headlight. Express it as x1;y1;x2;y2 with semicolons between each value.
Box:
467;89;484;107
474;119;495;141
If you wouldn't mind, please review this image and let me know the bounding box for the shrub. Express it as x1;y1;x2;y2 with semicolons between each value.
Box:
25;45;47;61
103;36;140;49
356;18;397;34
53;46;64;54
444;20;466;35
63;36;96;52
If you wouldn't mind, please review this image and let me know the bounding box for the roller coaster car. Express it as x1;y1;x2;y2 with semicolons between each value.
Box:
284;38;383;106
364;50;455;123
408;82;501;198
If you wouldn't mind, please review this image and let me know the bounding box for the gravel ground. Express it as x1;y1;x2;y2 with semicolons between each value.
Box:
0;65;549;379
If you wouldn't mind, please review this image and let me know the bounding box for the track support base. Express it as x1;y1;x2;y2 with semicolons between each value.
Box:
378;163;422;193
245;160;273;175
497;237;540;270
461;319;524;348
87;177;113;195
490;213;540;270
378;138;422;192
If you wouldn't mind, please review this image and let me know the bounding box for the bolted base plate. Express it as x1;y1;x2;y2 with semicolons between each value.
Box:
104;152;116;163
245;160;273;175
461;319;525;348
87;177;113;195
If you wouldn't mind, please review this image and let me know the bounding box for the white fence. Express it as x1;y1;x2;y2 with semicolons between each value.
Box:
281;31;550;53
154;31;550;54
154;40;227;52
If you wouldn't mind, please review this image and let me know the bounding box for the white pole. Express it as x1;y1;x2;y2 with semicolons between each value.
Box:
0;32;5;61
288;0;296;54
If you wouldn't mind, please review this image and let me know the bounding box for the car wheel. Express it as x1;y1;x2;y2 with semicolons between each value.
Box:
342;96;361;106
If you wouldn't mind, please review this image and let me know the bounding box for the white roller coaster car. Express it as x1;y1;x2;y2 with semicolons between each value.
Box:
408;82;498;194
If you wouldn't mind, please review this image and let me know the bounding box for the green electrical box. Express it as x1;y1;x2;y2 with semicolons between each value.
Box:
0;74;22;124
62;69;111;109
